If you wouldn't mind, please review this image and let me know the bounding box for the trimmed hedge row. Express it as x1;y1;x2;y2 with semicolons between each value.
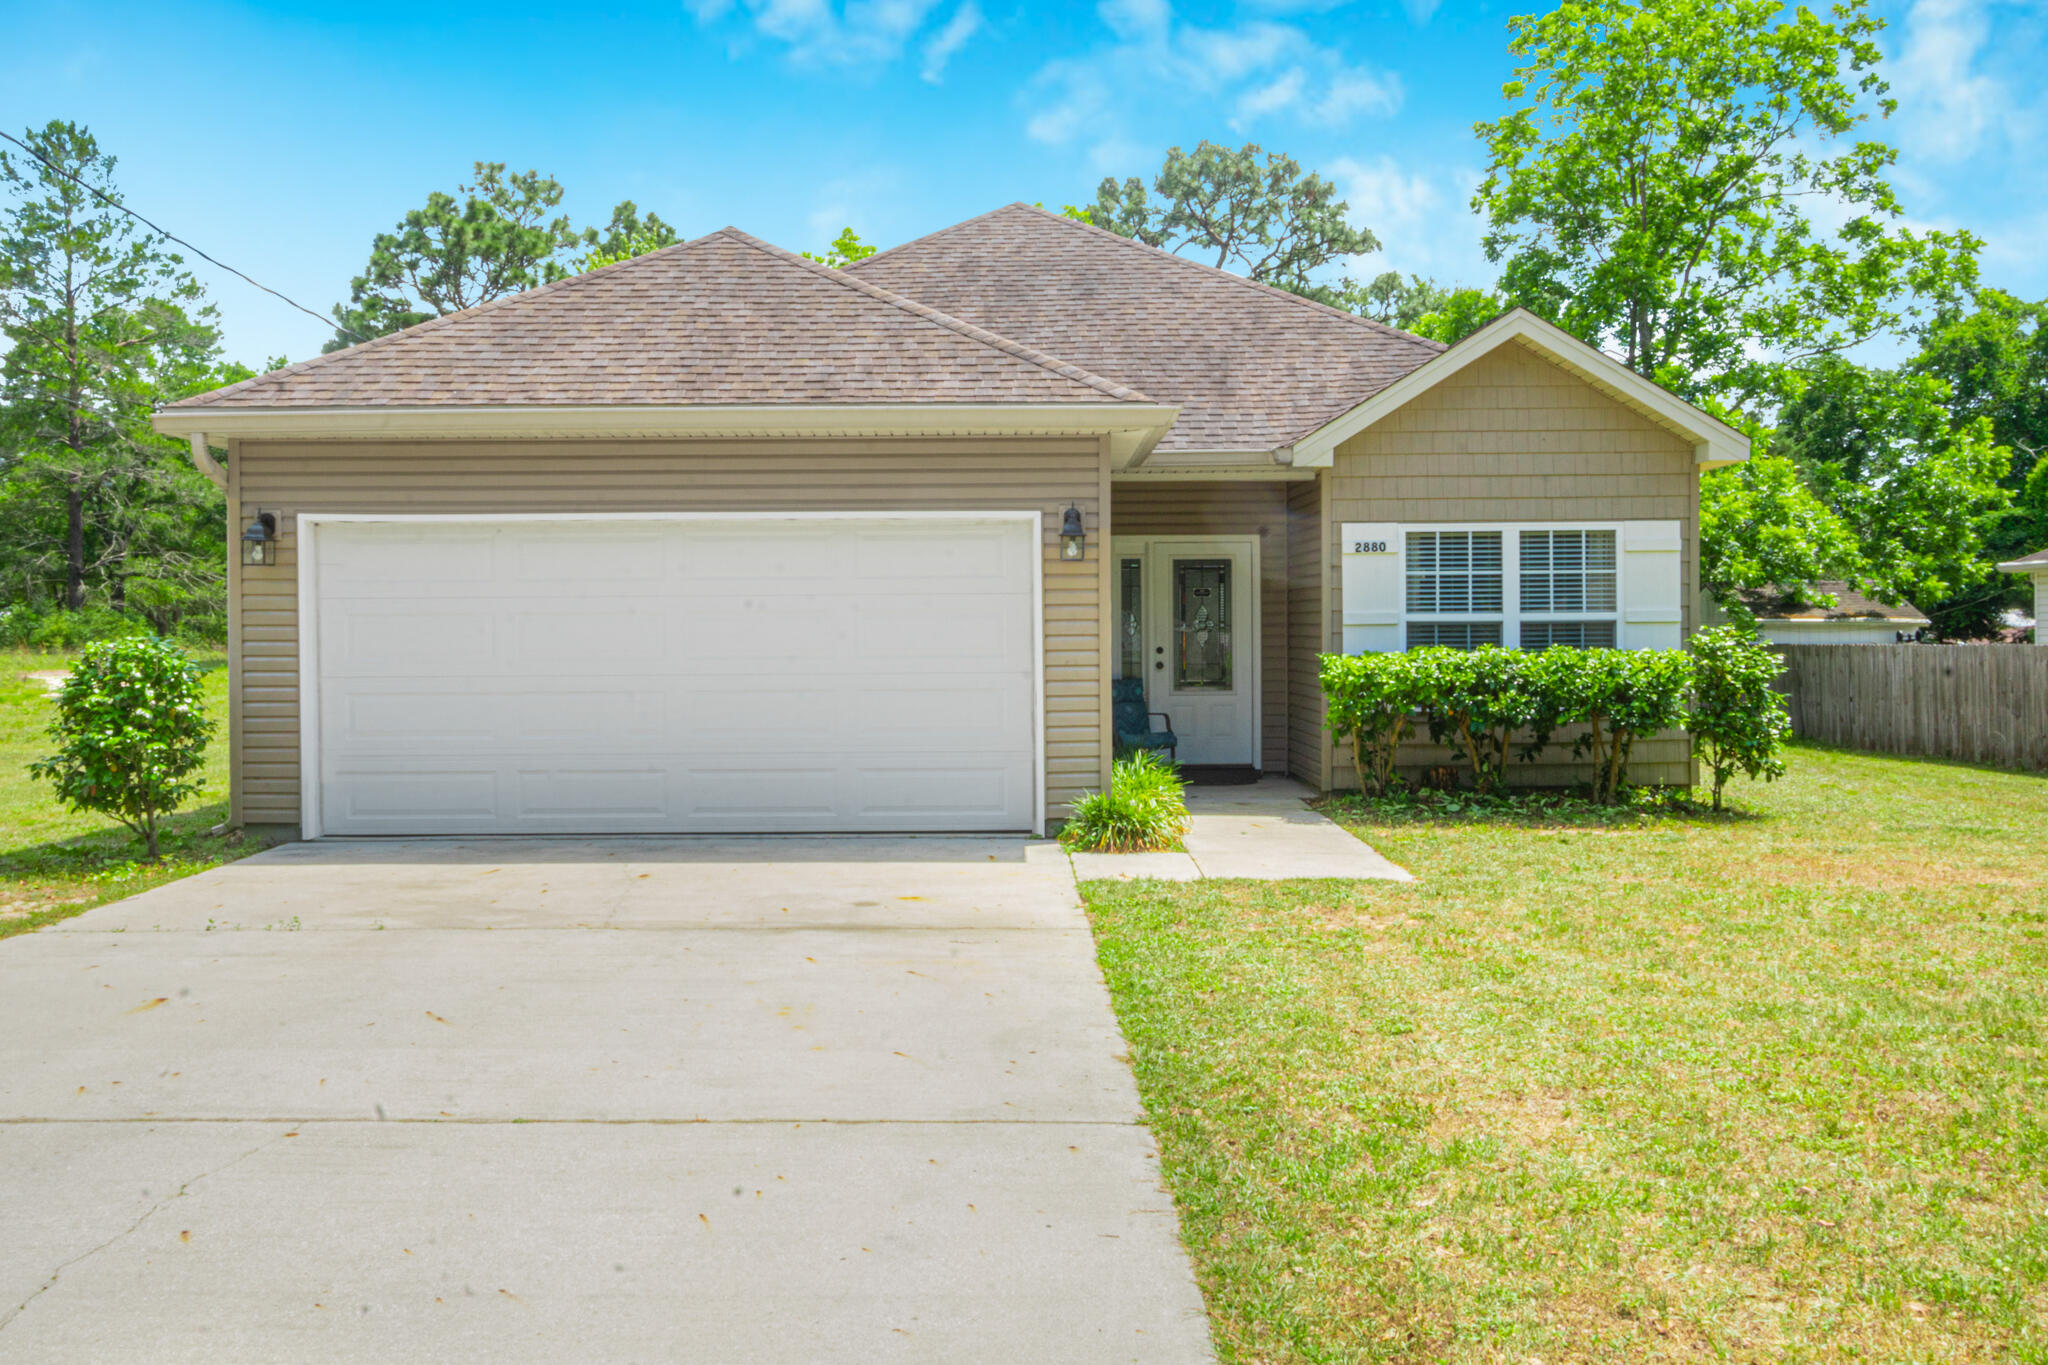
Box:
1318;626;1790;806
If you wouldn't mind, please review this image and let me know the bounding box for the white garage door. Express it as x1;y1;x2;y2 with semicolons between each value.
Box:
305;516;1040;835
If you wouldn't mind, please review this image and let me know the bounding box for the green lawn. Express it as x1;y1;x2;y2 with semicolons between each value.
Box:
1083;745;2048;1363
0;648;276;940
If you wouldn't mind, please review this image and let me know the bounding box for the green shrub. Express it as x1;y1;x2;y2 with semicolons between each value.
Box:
1319;652;1423;795
29;635;216;859
1060;752;1191;853
0;605;150;650
1412;646;1552;795
1687;625;1791;809
1554;647;1695;802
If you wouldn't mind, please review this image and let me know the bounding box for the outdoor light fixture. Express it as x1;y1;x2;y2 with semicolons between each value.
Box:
1060;504;1086;560
241;511;278;567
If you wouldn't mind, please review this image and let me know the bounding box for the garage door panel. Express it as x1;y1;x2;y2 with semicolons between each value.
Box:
509;528;669;584
671;683;843;749
507;609;664;671
843;678;1031;746
662;603;840;669
329;608;496;673
849;761;1029;823
314;517;1039;835
516;767;671;820
329;769;501;825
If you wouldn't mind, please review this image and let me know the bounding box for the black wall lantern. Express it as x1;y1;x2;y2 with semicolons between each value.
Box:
1059;504;1086;560
241;511;278;567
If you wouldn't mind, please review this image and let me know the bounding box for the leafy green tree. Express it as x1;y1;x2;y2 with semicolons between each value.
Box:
0;120;229;615
1473;0;1978;402
1908;289;2047;489
802;227;877;269
1774;356;2010;629
1092;141;1377;292
1686;625;1790;810
326;162;583;350
30;635;215;858
1310;271;1505;343
1409;288;1508;344
577;200;679;271
1698;450;1865;608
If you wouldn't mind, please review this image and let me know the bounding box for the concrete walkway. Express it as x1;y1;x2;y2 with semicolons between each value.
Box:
0;837;1214;1362
1068;777;1412;883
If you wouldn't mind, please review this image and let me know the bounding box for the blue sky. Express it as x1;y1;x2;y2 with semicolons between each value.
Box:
7;0;2045;367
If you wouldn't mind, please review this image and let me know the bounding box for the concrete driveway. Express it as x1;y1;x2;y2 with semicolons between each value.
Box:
0;837;1214;1362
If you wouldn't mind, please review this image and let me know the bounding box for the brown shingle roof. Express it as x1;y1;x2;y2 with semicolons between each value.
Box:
171;227;1151;410
846;202;1445;453
1998;547;2048;570
1736;581;1929;623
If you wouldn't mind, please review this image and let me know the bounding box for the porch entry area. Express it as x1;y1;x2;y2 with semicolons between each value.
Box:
1112;536;1260;768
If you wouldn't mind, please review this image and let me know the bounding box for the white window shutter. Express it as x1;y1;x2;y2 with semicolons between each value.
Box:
1340;524;1403;653
1620;520;1683;649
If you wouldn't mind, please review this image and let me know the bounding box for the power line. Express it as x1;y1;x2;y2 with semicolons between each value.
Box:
0;127;366;345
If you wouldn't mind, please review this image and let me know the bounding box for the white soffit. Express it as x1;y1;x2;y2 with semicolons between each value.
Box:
151;402;1179;454
1287;309;1751;471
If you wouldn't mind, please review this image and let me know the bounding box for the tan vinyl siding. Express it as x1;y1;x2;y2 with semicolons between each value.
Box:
1286;475;1327;789
1326;341;1698;788
233;436;1106;829
1111;480;1290;772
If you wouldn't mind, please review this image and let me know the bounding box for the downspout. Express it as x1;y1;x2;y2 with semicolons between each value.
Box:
186;433;227;490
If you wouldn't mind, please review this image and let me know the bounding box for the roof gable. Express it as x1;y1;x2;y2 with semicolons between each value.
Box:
1289;308;1750;469
171;227;1151;411
847;203;1444;453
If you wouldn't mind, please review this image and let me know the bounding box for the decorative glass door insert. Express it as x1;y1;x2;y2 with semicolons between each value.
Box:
1172;558;1232;690
1119;557;1144;678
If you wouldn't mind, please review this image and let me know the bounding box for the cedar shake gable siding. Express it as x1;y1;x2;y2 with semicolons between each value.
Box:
1321;340;1701;788
848;203;1443;454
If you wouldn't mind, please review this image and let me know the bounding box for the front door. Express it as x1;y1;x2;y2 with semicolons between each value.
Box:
1114;537;1258;767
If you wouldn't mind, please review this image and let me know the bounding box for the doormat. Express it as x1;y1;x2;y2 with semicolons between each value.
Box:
1179;765;1261;786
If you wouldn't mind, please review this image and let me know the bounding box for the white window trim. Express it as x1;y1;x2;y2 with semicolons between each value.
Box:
1399;521;1623;650
1344;519;1689;654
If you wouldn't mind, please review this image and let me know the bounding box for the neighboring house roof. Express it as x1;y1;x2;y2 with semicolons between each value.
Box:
1736;581;1930;624
168;227;1152;411
847;202;1445;454
1997;547;2048;573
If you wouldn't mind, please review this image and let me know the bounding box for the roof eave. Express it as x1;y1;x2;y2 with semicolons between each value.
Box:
1285;309;1752;471
151;402;1180;450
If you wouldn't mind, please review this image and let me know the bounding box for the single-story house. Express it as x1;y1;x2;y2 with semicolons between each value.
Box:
1999;548;2048;643
152;203;1747;838
1716;581;1931;645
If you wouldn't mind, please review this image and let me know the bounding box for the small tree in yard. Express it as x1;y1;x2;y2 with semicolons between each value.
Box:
1414;646;1549;795
1319;652;1424;796
1687;625;1791;809
1563;649;1694;803
31;635;213;858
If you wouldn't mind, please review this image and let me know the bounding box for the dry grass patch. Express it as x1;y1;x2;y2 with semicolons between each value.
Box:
1082;744;2048;1363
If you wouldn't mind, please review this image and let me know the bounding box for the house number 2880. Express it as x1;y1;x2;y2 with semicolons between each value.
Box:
1351;540;1388;554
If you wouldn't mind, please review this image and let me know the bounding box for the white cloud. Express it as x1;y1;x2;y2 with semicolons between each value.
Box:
1888;0;2003;158
1327;154;1491;285
919;0;982;81
685;0;974;70
1023;0;1402;160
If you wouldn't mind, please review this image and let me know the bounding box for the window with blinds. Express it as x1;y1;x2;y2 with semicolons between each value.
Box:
1407;621;1505;650
1406;531;1503;614
1521;530;1617;613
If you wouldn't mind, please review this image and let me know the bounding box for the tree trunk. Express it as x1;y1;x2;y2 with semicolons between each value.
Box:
66;482;85;611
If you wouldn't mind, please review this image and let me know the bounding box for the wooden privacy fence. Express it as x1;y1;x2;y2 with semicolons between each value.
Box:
1773;644;2048;771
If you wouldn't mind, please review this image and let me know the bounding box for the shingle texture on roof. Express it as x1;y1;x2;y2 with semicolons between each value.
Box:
172;227;1149;410
2000;546;2048;570
1737;581;1929;622
847;202;1445;452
